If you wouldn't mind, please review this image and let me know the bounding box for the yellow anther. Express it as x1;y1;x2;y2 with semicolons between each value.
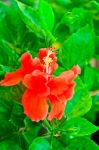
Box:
43;57;53;65
43;50;53;74
51;42;61;51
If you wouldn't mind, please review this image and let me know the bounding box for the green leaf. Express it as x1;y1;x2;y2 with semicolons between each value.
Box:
0;98;27;149
93;95;99;111
0;140;22;150
29;137;50;150
66;137;99;150
0;85;23;102
56;0;71;7
62;117;99;136
22;117;41;144
17;0;55;41
61;8;93;33
65;77;92;118
11;102;25;127
0;133;27;150
0;99;16;140
39;0;54;31
0;40;19;67
95;36;99;59
71;0;87;6
0;122;16;141
92;68;99;90
0;1;8;18
0;2;26;48
51;137;65;150
0;99;13;124
4;5;26;47
83;66;95;90
61;25;94;68
16;0;39;7
0;65;11;76
85;95;99;123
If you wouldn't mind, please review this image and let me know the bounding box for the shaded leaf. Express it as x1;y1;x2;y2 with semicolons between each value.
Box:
0;139;22;150
29;137;50;150
22;117;41;144
66;137;99;150
61;25;94;68
65;77;92;118
17;0;55;41
62;117;99;136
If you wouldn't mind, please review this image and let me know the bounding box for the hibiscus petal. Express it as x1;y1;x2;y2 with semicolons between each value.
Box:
48;65;80;96
20;52;33;67
38;48;57;63
20;52;43;72
38;48;49;61
0;69;23;86
58;82;75;102
22;90;48;122
23;70;50;96
0;52;43;86
71;65;81;75
48;95;66;121
48;70;74;95
64;82;75;100
0;52;33;86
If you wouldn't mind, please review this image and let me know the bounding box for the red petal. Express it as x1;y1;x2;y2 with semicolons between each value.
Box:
58;82;75;102
22;90;48;122
20;52;33;67
0;69;23;86
38;48;57;62
48;95;66;121
20;52;43;73
0;52;44;86
48;61;58;74
38;48;58;74
71;65;81;75
48;65;80;96
48;70;74;95
38;48;49;61
23;70;50;96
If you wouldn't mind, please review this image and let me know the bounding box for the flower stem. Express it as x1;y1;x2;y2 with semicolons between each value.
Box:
43;119;52;131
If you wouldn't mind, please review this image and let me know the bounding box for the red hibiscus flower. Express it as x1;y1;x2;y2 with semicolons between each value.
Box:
0;52;43;86
0;47;81;122
38;47;58;74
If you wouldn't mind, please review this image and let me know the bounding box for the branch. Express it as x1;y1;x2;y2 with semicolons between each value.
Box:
90;90;99;96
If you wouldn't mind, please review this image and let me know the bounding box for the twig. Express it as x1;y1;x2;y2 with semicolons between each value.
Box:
90;90;99;96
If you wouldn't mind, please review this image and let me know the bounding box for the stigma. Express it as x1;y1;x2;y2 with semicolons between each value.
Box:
43;49;53;74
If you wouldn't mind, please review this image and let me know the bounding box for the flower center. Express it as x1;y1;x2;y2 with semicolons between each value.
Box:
43;50;53;74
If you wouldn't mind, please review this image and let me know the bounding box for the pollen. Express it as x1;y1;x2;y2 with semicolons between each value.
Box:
43;57;53;65
43;50;53;74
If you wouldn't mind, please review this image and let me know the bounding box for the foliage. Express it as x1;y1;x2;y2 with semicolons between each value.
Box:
0;0;99;149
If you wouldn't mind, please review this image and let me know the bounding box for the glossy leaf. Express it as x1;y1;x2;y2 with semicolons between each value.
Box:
22;117;41;144
62;117;99;136
83;66;95;90
51;137;65;150
29;137;50;150
0;99;16;139
11;102;25;127
16;0;55;41
66;137;99;150
61;8;93;33
61;25;94;68
0;140;22;150
65;77;92;118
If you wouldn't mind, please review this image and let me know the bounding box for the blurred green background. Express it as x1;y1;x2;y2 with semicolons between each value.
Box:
0;0;99;149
